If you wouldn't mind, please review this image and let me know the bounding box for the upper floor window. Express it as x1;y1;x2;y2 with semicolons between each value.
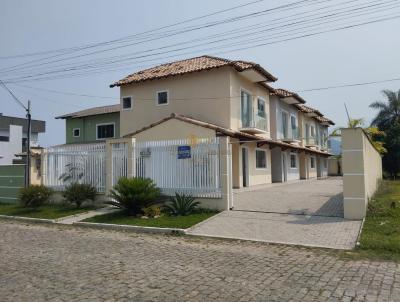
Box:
290;153;297;168
73;128;80;137
281;111;289;138
257;98;266;118
255;149;267;169
310;125;315;137
157;91;169;105
241;90;252;128
122;96;132;110
96;123;115;140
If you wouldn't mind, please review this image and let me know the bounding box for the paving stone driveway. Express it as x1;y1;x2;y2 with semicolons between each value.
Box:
233;177;344;217
0;221;399;302
188;177;362;249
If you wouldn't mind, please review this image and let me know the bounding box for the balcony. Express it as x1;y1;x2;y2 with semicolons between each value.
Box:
240;114;267;134
303;137;318;147
282;127;300;143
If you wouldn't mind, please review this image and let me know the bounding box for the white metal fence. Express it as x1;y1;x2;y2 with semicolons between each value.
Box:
42;138;222;198
135;138;221;198
42;143;106;192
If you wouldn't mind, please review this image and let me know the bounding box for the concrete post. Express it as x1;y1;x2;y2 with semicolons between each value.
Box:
219;136;232;211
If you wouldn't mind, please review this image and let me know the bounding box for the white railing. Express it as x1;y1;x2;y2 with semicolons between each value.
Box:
42;143;106;192
135;138;221;198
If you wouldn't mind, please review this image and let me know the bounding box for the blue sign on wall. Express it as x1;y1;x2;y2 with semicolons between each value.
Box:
177;145;191;159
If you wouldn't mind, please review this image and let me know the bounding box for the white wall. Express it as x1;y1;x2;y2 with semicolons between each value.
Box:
270;96;299;140
0;125;23;165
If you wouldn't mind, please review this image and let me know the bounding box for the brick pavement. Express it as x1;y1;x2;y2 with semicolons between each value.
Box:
0;221;399;302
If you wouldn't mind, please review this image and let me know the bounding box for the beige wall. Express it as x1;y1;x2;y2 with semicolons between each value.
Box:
133;119;215;141
342;128;382;219
328;157;342;176
119;67;231;137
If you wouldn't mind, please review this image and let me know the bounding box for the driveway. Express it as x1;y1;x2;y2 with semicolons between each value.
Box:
233;177;344;217
188;177;363;249
1;221;399;302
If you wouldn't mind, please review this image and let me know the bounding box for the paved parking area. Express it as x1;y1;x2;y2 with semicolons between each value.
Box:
233;177;344;217
188;177;361;249
1;221;399;302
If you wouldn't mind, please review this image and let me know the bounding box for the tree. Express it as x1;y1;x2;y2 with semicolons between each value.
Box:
370;89;400;177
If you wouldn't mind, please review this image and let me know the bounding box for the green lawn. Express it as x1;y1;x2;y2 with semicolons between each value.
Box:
354;180;400;260
84;211;218;229
0;203;98;219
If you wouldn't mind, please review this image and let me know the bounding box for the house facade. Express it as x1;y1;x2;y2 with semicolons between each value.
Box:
0;114;45;165
108;55;334;188
56;104;120;144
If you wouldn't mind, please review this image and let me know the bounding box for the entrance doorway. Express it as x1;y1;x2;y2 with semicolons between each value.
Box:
241;147;249;187
282;152;287;182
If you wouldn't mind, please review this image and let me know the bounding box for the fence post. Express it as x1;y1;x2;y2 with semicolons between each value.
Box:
105;139;113;194
127;137;136;178
219;136;232;211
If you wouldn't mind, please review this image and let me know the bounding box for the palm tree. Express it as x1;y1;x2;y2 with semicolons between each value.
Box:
370;89;400;129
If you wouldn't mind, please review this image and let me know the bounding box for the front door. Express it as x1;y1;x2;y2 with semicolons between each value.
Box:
282;152;287;182
241;147;249;187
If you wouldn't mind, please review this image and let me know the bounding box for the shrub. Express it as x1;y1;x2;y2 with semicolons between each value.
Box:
19;185;52;208
142;205;161;218
108;177;161;215
164;193;200;216
63;182;97;208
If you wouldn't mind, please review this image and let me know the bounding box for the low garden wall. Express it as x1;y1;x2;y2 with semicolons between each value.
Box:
342;128;382;219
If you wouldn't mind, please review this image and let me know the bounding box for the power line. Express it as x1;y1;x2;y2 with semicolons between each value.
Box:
0;79;27;110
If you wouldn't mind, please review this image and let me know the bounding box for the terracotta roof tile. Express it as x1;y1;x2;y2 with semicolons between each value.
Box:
56;104;120;119
110;55;277;87
271;88;306;104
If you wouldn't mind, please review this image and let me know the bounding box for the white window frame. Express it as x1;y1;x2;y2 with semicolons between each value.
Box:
310;156;316;169
122;96;133;111
156;90;169;106
281;109;289;139
96;122;115;140
289;152;297;169
257;96;268;131
72;128;80;138
255;148;267;170
240;88;253;127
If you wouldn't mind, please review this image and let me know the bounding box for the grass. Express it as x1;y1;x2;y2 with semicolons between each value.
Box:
350;180;400;261
84;210;218;229
0;202;99;219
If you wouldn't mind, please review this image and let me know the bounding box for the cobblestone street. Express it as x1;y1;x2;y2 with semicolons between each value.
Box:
0;221;399;302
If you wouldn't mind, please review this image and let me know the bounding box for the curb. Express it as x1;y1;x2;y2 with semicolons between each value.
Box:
74;221;186;235
0;214;55;224
185;211;226;233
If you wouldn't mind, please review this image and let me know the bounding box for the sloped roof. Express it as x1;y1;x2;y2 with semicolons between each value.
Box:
110;55;277;87
271;88;306;104
56;104;120;119
294;103;323;116
124;113;332;156
314;115;335;126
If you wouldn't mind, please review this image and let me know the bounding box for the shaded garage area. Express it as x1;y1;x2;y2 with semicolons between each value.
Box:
232;177;344;217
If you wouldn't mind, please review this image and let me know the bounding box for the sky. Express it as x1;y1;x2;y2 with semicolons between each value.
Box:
0;0;399;146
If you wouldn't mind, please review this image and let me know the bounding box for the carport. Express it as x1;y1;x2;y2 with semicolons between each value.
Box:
232;177;344;217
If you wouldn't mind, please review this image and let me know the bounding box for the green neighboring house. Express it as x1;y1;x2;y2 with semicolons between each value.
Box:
56;104;120;144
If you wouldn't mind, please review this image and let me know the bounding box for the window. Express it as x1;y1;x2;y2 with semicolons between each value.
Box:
0;136;9;142
310;125;315;137
241;90;252;128
290;153;297;168
290;115;297;139
324;158;328;169
96;123;115;140
157;91;169;105
255;149;267;169
122;96;132;110
73;128;80;137
257;98;266;118
310;156;315;168
281;111;288;138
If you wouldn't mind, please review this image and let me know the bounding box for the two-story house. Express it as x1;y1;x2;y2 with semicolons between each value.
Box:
0;113;45;165
108;55;333;188
56;104;120;144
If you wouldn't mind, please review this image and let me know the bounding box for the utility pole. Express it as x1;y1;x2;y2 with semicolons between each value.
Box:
26;100;31;187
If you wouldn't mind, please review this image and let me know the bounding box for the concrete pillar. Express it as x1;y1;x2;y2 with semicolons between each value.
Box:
219;136;232;211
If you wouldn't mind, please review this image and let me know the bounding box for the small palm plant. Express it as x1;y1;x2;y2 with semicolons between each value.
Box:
164;193;200;216
108;177;161;216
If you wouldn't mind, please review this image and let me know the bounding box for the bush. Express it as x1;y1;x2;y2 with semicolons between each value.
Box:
164;193;200;216
63;183;97;208
142;205;161;218
19;185;52;208
108;177;161;215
